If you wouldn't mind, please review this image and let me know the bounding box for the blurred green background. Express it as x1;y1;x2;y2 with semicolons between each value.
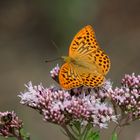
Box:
0;0;140;140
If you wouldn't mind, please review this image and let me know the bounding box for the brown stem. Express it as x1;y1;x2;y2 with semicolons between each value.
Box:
112;112;133;139
13;133;24;140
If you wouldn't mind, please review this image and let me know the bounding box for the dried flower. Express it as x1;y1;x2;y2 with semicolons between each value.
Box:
0;111;22;138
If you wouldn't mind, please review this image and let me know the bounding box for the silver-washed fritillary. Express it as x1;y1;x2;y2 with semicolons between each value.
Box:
59;25;110;89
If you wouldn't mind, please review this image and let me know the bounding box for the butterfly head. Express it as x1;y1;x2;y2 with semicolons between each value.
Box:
61;56;74;63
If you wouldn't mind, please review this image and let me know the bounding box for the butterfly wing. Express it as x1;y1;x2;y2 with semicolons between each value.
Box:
69;25;110;75
74;64;105;88
92;48;110;75
59;63;83;89
81;72;104;87
59;25;110;89
69;25;98;57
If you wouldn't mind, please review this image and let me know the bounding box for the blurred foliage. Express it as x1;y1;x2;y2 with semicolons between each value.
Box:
0;0;140;140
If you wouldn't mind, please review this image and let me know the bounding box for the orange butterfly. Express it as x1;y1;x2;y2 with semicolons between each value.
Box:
59;25;110;90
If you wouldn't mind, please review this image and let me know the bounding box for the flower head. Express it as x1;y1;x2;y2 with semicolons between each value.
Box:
0;111;22;138
109;73;140;120
19;80;117;128
50;64;60;82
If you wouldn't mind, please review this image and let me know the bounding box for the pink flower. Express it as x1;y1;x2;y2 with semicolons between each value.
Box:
0;111;22;138
109;73;140;119
19;80;117;128
50;64;59;76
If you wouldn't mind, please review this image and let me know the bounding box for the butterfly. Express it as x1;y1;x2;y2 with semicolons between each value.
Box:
59;25;110;90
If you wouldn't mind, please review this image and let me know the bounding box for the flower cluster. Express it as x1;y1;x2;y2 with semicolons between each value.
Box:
122;73;140;88
109;73;140;120
19;81;117;128
0;111;22;138
17;63;140;140
50;64;60;82
50;64;60;78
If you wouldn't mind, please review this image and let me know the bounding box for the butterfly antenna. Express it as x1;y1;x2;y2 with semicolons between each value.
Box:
51;40;61;56
45;40;63;63
45;57;61;63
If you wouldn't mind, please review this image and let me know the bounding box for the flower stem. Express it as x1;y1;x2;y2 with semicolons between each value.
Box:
62;125;77;140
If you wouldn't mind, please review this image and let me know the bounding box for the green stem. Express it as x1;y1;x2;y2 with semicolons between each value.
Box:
69;125;79;137
82;124;92;140
78;125;81;140
61;125;77;140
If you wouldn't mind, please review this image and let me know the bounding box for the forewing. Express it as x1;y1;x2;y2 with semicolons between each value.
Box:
69;25;99;57
69;25;110;75
93;48;110;75
59;63;83;90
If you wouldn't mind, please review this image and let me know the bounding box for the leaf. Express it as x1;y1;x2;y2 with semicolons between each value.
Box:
111;132;118;140
20;128;30;140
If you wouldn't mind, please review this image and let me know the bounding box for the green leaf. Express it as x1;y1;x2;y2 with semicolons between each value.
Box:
111;132;117;140
20;128;30;140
